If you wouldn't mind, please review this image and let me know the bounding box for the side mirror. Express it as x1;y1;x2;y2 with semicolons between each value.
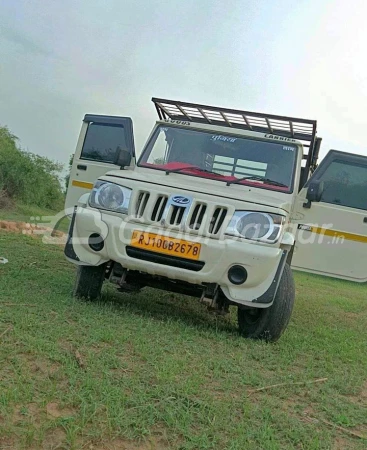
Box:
114;149;132;168
303;180;324;209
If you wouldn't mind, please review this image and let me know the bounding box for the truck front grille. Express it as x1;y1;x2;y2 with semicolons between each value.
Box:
189;203;207;230
133;193;228;236
135;191;150;218
151;195;168;222
169;205;185;225
209;207;227;234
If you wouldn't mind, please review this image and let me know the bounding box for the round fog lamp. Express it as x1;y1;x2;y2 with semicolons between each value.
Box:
88;233;104;252
228;265;248;285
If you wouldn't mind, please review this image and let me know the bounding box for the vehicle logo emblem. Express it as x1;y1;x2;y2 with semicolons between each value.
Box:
172;196;190;205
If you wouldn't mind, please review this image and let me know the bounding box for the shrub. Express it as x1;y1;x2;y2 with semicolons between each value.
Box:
0;125;64;210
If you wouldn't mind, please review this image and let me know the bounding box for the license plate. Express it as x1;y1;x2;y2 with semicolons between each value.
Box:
130;231;201;260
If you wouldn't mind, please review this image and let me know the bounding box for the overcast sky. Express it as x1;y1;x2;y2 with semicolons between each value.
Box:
1;0;366;168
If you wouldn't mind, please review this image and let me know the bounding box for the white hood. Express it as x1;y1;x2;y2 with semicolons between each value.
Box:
103;166;294;214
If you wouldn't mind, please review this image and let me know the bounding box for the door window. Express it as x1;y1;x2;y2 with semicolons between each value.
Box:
317;160;367;210
81;123;127;163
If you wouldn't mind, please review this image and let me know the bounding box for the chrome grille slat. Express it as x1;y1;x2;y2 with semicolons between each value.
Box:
169;205;185;225
133;191;229;236
189;203;207;231
135;191;150;218
151;195;168;222
209;207;228;234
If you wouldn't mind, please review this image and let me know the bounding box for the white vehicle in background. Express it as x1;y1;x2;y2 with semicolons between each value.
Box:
64;98;367;341
291;149;367;282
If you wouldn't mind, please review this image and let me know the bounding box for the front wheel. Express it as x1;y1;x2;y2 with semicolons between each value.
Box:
73;264;107;300
237;263;295;342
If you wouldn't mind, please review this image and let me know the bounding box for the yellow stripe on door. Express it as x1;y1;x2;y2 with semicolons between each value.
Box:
310;226;367;244
71;180;94;189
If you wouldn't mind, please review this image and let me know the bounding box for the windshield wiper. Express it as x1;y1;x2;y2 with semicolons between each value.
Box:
226;175;288;188
165;165;222;176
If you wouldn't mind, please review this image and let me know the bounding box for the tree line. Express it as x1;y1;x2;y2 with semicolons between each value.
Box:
0;125;64;210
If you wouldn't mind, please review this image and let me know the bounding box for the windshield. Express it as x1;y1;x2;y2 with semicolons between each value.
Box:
139;126;298;192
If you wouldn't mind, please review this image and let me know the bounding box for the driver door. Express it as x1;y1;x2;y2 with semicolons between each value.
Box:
65;114;135;211
291;150;367;282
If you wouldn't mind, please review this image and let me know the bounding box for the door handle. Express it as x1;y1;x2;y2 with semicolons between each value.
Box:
77;164;87;171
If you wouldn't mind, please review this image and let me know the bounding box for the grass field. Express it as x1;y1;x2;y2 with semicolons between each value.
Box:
0;203;59;223
0;230;366;449
0;204;69;233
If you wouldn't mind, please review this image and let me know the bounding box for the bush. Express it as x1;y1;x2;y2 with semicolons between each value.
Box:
0;125;64;210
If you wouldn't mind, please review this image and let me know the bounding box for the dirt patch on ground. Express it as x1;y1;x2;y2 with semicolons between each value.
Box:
360;380;367;399
17;353;61;378
0;431;170;450
41;427;67;450
0;220;67;249
46;402;76;419
0;436;16;450
0;220;65;238
12;402;43;427
346;380;367;406
332;436;356;449
85;435;171;450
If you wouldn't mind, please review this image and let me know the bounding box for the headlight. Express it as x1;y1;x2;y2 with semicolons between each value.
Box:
89;181;132;213
225;211;285;243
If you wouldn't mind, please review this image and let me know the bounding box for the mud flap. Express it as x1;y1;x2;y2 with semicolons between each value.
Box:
64;207;80;261
250;250;288;305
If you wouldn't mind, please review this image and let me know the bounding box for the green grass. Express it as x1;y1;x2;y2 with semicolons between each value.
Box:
0;231;366;449
0;202;69;233
0;202;57;221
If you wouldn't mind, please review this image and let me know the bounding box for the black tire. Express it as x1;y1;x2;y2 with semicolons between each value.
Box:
73;264;107;300
237;263;295;342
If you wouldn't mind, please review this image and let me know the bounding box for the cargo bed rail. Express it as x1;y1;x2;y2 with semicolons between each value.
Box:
152;97;320;188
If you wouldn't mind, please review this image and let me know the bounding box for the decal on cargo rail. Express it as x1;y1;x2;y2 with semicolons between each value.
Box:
211;135;237;143
164;119;191;126
265;134;296;142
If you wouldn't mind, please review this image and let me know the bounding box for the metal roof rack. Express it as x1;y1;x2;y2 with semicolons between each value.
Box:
152;97;319;173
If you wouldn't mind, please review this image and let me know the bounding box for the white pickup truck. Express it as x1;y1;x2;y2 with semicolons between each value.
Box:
64;98;367;341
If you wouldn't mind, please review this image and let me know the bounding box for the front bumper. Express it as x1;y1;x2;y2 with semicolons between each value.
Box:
65;207;288;307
